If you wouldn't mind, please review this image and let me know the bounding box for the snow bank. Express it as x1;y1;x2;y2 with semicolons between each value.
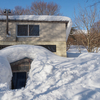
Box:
0;45;100;100
0;56;12;85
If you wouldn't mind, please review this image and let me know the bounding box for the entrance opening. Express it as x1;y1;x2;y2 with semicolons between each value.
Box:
10;57;32;89
12;72;26;89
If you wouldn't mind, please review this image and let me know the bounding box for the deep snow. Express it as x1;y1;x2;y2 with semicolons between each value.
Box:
0;45;100;100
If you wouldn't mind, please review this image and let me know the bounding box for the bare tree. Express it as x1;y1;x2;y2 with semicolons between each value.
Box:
86;0;100;7
74;6;100;52
30;1;61;15
67;27;77;50
0;8;6;15
0;1;61;15
12;6;25;15
67;28;85;52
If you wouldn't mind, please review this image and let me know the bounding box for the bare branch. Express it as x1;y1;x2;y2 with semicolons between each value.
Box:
72;5;100;52
30;1;61;15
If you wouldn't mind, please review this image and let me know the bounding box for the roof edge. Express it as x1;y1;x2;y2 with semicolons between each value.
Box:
0;15;71;22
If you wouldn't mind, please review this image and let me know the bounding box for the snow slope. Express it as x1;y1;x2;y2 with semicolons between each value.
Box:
0;45;100;100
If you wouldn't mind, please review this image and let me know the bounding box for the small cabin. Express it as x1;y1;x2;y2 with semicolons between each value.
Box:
0;15;72;57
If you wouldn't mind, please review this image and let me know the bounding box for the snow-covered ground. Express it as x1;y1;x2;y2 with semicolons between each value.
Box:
0;45;100;100
67;45;88;57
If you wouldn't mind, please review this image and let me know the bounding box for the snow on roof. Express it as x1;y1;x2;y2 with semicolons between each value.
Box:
0;45;100;100
0;15;71;22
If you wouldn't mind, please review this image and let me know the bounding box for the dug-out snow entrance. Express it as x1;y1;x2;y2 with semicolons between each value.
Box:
12;72;26;89
10;57;32;89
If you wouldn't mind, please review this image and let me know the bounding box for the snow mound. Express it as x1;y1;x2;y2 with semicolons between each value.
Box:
0;45;100;100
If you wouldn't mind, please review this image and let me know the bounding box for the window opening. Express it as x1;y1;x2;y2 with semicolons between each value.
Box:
40;45;56;52
29;25;39;36
17;25;39;36
0;45;10;50
18;25;28;36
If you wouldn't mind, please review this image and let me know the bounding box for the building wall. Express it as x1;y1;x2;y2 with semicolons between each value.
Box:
0;21;67;57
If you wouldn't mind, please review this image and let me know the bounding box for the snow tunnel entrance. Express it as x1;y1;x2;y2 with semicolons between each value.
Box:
12;72;26;89
10;57;32;89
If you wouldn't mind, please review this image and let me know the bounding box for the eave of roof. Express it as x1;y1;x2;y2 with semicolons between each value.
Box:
0;19;69;23
0;15;71;23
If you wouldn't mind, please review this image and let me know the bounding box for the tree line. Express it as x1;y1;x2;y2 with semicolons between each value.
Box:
67;5;100;52
0;1;61;15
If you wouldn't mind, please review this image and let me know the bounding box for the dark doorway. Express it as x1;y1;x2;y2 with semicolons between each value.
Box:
12;72;26;89
10;58;32;90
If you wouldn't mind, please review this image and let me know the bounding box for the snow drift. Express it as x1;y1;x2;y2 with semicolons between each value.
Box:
0;45;100;100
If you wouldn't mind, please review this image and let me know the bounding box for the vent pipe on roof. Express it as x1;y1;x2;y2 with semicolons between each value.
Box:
4;9;11;35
